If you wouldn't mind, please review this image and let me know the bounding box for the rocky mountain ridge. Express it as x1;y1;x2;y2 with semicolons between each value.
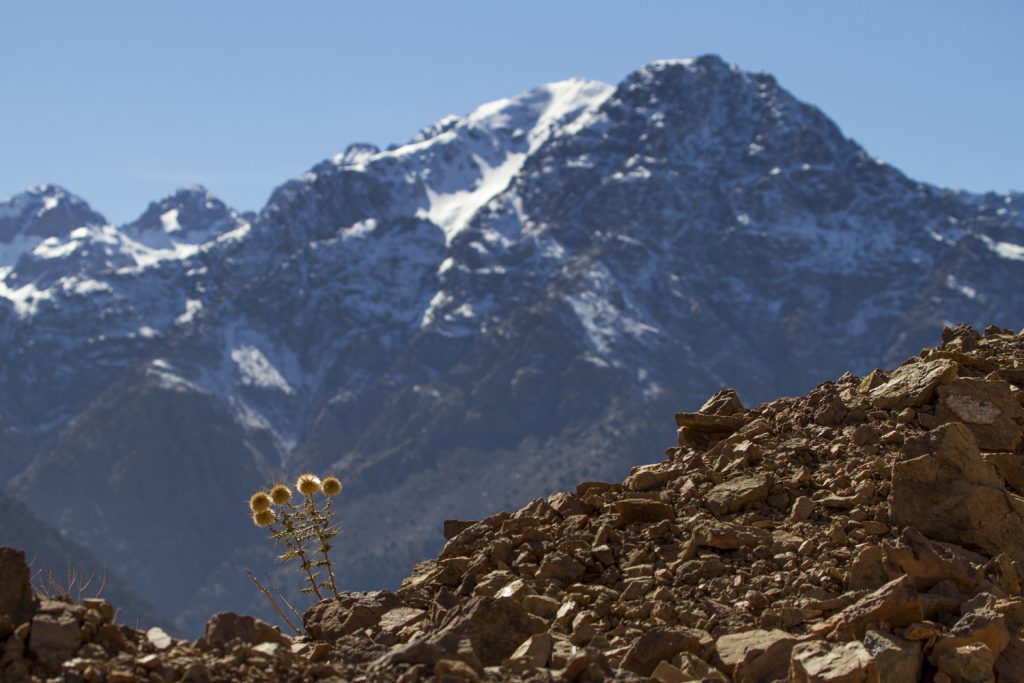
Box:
3;323;1024;681
2;55;1023;633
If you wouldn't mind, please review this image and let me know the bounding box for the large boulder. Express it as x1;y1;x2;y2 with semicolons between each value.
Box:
705;474;770;517
890;423;1024;561
303;591;404;641
789;640;879;682
204;612;291;648
867;358;958;409
0;547;34;626
428;596;546;666
715;629;800;682
936;378;1023;451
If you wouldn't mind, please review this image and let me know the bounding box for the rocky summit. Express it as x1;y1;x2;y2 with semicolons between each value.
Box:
3;322;1024;681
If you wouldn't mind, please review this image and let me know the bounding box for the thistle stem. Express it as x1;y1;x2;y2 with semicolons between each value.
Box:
285;502;324;600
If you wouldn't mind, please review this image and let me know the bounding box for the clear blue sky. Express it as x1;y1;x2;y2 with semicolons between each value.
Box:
2;1;1021;224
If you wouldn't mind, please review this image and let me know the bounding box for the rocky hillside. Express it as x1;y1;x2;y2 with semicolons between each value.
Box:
3;323;1024;681
2;55;1023;633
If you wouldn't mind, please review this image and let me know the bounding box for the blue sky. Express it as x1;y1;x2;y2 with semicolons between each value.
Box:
2;2;1021;224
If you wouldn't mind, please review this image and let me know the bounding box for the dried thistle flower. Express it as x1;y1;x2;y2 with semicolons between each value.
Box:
249;491;272;513
252;509;276;527
296;473;321;497
321;476;342;497
269;484;292;505
249;472;341;613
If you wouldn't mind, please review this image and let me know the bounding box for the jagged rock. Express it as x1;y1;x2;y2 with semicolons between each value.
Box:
303;591;404;640
0;547;34;626
503;633;552;670
935;642;997;683
789;640;879;682
824;575;923;640
204;612;291;648
867;358;959;409
535;552;585;582
428;596;546;666
715;629;800;682
694;519;772;550
791;496;816;522
699;389;746;416
378;606;427;632
931;595;1009;666
619;627;706;676
705;473;770;516
996;637;1024;682
443;520;477;541
614;499;674;524
846;545;889;591
862;630;922;683
882;527;984;592
890;423;1024;560
28;609;81;668
937;378;1023;451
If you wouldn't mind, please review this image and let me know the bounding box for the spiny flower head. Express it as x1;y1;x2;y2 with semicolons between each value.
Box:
296;473;321;496
269;484;292;506
249;491;271;513
322;476;343;497
252;509;276;527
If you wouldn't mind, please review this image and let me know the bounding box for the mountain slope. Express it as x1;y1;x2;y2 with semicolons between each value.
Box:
1;54;1022;633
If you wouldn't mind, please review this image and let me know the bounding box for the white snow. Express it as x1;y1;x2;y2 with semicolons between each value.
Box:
231;345;295;394
945;274;978;300
979;235;1024;262
160;209;182;233
0;278;54;317
175;299;202;325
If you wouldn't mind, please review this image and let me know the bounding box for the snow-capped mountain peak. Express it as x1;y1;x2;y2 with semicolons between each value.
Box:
0;185;106;265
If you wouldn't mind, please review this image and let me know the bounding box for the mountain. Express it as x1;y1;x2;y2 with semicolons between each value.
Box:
0;490;164;628
1;55;1022;634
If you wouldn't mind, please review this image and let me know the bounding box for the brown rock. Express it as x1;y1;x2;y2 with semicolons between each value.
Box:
937;378;1023;451
882;527;984;593
379;606;427;632
996;636;1024;683
619;627;705;676
547;491;589;517
932;595;1009;664
825;575;923;641
536;552;585;583
626;464;686;492
429;596;546;667
847;545;889;592
789;639;879;682
934;642;997;683
614;499;674;525
705;473;771;517
205;612;291;648
302;591;404;641
868;358;959;409
28;610;81;667
890;423;1024;561
443;520;477;541
863;629;922;683
694;519;772;550
715;629;799;682
699;388;746;416
0;547;34;626
503;633;552;670
791;496;816;522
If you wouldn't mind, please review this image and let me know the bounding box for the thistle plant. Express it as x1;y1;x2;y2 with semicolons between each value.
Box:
248;473;343;602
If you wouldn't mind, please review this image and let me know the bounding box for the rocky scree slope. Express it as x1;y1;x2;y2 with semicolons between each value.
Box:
2;56;1024;633
4;323;1024;681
